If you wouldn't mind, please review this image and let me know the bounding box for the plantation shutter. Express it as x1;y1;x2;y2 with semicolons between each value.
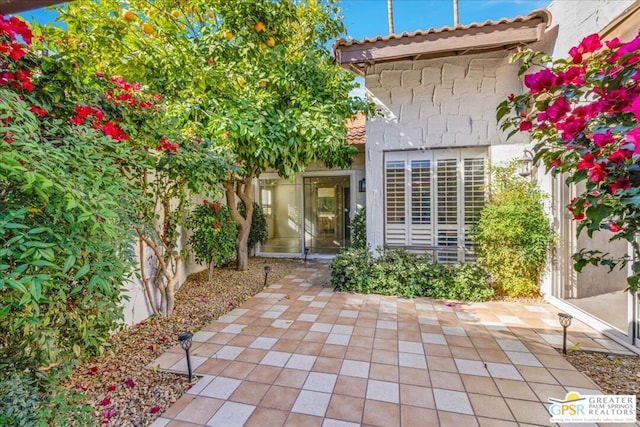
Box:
383;149;486;263
385;159;407;245
410;159;432;246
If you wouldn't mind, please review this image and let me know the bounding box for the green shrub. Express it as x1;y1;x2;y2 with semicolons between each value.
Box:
350;207;366;249
238;202;268;255
187;200;238;281
330;247;494;301
0;367;94;427
471;164;554;297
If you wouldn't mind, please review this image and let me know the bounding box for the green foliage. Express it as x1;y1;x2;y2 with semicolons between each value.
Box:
187;201;237;278
0;367;94;427
471;163;554;297
0;87;138;368
330;247;494;301
350;207;366;249
238;202;268;253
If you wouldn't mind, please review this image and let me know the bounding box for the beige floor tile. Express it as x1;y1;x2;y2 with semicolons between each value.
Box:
528;382;567;402
401;406;438;427
313;356;342;374
236;348;268;364
191;343;223;358
166;420;206;427
426;355;457;372
274;368;309;389
437;411;479;427
548;368;598;388
445;336;473;349
471;337;501;350
246;365;282;384
194;358;230;375
494;379;538;401
366;361;398;382
162;393;194;418
476;418;518;427
244;407;288;427
320;344;348;359
220;361;257;380
350;335;374;348
516;366;559;385
283;412;323;427
450;345;481;360
460;375;500;396
399;366;431;387
229;381;270;405
430;371;465;391
468;393;514;420
371;349;399;365
295;341;323;356
505;399;551;425
536;353;576;369
424;344;452;357
325;394;365;423
400;384;435;408
261;385;300;411
333;375;367;397
477;348;510;363
362;400;400;427
174;396;223;424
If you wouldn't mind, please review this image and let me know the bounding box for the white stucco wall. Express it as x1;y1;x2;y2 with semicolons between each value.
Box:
364;51;529;250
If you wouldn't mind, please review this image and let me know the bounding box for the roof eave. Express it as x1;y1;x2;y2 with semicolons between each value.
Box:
334;10;551;76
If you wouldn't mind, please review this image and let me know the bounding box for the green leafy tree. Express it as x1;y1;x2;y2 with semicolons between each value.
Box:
48;0;372;271
350;207;367;249
471;164;554;297
187;201;237;281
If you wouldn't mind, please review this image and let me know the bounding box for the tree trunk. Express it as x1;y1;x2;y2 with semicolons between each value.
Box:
224;168;257;271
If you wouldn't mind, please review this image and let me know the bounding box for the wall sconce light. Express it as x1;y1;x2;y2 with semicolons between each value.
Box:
558;312;573;355
177;332;193;382
358;178;366;192
263;265;271;287
518;149;534;179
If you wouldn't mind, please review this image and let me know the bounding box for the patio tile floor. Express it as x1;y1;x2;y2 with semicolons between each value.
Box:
151;261;636;427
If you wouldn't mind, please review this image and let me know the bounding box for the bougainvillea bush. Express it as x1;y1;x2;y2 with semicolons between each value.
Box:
499;32;640;288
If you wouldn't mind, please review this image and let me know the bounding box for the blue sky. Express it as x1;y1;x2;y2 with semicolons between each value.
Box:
19;0;550;40
17;0;550;96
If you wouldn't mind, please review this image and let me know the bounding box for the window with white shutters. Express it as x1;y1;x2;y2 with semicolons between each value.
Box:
385;160;405;224
384;149;486;263
411;160;430;225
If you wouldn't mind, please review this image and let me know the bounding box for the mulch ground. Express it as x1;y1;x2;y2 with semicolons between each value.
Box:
63;257;300;426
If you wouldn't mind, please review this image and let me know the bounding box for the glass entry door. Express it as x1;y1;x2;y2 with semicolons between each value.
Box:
303;176;350;254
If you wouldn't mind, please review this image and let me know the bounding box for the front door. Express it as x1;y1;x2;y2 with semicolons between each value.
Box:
303;176;350;254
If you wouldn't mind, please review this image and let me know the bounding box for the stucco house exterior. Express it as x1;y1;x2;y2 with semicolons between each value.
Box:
333;0;640;350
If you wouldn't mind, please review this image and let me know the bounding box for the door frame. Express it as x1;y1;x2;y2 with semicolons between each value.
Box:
254;171;356;258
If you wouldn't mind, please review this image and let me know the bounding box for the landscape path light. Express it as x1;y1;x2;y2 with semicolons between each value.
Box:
264;265;271;287
304;247;310;262
558;312;573;355
177;332;193;382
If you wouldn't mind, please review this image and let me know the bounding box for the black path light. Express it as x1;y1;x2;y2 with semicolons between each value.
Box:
304;247;310;262
264;265;271;287
336;272;346;291
177;332;193;382
558;312;573;355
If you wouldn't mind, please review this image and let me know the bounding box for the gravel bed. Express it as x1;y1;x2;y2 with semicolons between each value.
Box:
63;257;300;426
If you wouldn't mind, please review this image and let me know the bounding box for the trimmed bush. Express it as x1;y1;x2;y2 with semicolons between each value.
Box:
471;164;554;297
330;247;494;301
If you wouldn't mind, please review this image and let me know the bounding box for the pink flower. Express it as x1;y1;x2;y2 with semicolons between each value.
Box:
549;158;562;168
592;130;616;147
99;397;111;406
629;97;640;122
546;97;571;122
581;33;602;53
103;409;116;419
124;378;135;388
625;127;640;153
610;222;623;233
524;69;556;93
150;405;161;414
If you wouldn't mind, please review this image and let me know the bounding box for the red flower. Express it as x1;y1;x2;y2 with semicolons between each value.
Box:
607;149;630;164
76;384;88;392
610;177;631;194
518;120;532;131
88;366;99;376
588;164;607;182
549;158;562;168
99;398;111;406
107;384;116;392
29;106;47;117
124;378;135;388
150;405;161;414
610;222;623;233
573;212;585;221
577;153;595;170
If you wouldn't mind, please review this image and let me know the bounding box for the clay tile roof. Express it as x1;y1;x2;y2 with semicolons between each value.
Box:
333;9;552;75
346;112;365;145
